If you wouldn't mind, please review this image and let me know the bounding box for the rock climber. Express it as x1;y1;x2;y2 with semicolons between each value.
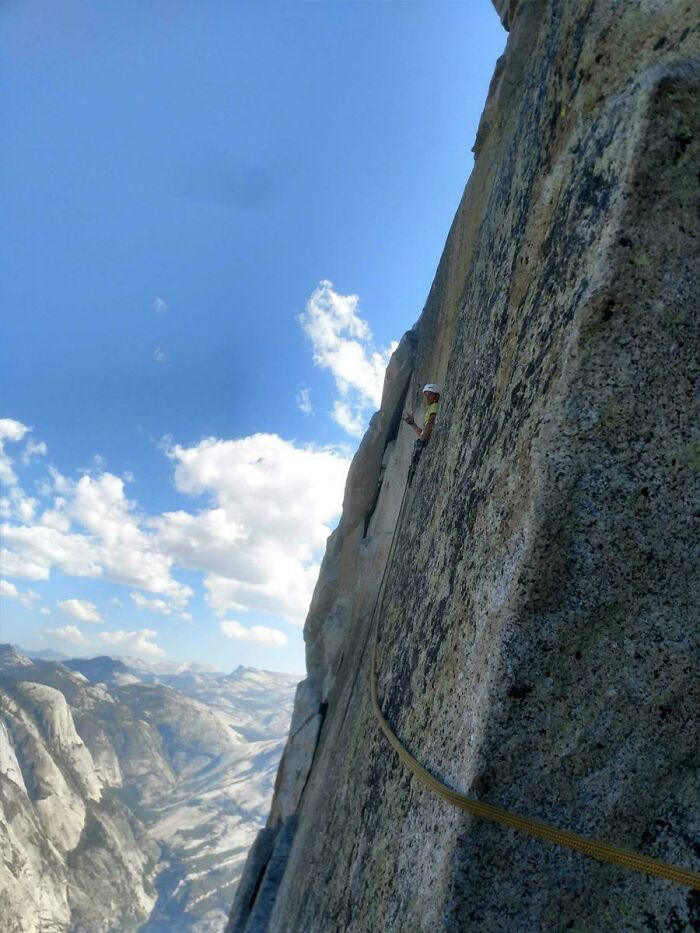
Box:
403;384;440;475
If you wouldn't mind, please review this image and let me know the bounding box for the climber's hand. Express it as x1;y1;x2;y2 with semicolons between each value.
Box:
403;412;415;426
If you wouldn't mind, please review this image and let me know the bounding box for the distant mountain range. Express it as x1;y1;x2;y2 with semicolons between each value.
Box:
17;646;72;662
17;645;229;676
0;644;300;932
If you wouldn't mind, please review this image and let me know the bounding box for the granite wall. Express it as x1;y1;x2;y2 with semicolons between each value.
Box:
227;2;700;930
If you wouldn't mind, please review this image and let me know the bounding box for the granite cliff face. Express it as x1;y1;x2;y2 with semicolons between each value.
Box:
228;2;700;931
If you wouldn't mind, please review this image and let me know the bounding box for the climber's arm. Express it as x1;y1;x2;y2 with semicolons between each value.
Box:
403;412;423;438
421;413;436;446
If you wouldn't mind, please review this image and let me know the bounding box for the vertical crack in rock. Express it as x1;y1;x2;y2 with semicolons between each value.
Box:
228;2;700;930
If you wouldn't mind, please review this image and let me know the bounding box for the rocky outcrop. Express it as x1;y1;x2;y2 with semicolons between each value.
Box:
228;2;700;931
0;665;159;933
0;651;298;932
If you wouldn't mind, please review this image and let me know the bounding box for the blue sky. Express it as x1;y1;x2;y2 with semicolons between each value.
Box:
0;1;505;675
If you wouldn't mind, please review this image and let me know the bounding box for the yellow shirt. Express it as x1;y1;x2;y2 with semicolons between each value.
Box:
424;401;439;426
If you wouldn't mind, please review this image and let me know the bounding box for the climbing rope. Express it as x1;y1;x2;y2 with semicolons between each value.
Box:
369;461;700;891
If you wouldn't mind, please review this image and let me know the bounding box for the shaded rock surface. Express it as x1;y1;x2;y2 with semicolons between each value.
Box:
228;2;700;931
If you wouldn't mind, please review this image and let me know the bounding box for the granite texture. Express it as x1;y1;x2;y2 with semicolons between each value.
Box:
228;1;700;930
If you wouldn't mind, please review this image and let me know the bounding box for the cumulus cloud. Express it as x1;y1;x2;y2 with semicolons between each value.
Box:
21;439;47;465
150;507;248;579
19;588;40;609
0;487;39;524
2;472;192;606
97;628;164;658
1;580;18;599
332;401;367;437
45;625;88;645
0;579;41;609
153;296;168;313
220;620;287;646
1;524;99;580
0;421;45;524
2;420;347;631
153;347;167;363
299;280;397;437
2;525;100;581
68;474;192;603
34;496;66;529
15;494;38;523
204;563;320;622
49;467;70;494
297;387;313;415
155;433;349;621
0;545;55;581
0;418;30;486
0;419;29;443
58;598;102;623
131;591;173;615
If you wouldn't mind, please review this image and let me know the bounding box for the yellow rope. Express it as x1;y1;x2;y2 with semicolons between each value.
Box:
370;622;700;890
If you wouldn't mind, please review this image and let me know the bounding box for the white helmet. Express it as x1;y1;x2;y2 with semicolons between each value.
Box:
423;383;441;395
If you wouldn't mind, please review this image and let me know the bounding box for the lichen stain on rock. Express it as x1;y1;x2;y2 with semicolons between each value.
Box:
227;2;700;931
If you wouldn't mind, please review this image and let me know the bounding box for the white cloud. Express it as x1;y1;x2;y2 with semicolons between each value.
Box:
58;598;102;623
21;439;47;465
167;434;346;547
299;280;397;437
49;467;70;494
110;597;124;607
15;495;38;523
0;548;53;581
2;471;190;602
1;423;347;629
0;423;46;511
150;508;248;578
220;620;287;646
0;580;18;599
205;562;320;621
131;591;173;615
153;296;168;314
0;487;39;523
97;628;164;658
40;501;71;532
0;579;40;609
1;525;103;580
19;588;40;609
0;419;29;443
0;418;30;486
297;387;313;415
40;607;51;616
332;400;367;437
153;347;166;363
45;625;88;645
155;433;349;621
